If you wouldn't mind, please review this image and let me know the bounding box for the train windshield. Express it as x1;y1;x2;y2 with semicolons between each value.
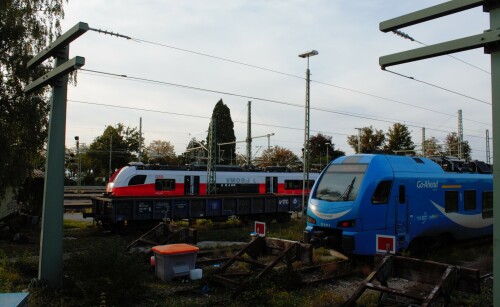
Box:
313;164;368;202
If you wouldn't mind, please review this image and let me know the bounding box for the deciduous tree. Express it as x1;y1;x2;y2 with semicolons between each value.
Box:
444;132;471;160
423;137;442;156
146;140;176;164
0;0;66;197
384;123;415;155
309;133;345;167
347;126;385;153
86;124;142;179
257;146;299;168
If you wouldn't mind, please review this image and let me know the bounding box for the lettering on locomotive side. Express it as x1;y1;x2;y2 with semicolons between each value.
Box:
279;199;289;205
225;177;257;184
416;180;439;189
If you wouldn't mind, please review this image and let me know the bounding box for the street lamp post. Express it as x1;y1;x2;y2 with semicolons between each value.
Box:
355;128;362;154
74;136;81;192
325;142;331;168
299;50;318;212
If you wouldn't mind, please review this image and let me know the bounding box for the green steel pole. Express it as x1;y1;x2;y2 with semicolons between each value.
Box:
491;5;500;305
302;65;310;213
38;46;69;288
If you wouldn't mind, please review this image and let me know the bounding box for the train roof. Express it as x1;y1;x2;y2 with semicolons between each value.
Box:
333;154;444;173
126;162;296;172
333;154;492;174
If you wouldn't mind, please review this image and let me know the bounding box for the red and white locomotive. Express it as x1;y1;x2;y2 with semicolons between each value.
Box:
106;162;319;197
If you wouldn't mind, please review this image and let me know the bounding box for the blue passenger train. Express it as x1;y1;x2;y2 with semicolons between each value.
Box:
304;154;493;255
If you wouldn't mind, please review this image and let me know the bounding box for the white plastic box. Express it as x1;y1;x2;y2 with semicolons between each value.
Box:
152;243;199;281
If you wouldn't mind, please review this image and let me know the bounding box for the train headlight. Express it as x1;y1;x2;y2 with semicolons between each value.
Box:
337;219;355;228
306;215;317;224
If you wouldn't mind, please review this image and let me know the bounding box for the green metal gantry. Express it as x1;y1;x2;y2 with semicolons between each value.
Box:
379;1;500;304
25;22;88;288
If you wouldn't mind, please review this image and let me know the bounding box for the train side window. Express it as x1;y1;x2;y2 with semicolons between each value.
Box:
445;191;458;213
398;185;405;204
155;179;175;191
371;180;392;204
464;190;476;211
285;180;314;190
285;180;301;190
128;175;147;186
482;191;493;218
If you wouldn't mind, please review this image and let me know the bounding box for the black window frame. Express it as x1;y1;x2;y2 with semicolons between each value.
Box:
464;190;476;211
155;178;176;191
128;175;147;186
445;190;459;213
284;180;314;190
482;191;493;219
371;180;392;205
398;185;406;204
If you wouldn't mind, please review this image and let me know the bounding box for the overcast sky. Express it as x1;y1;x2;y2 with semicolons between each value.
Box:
59;1;493;162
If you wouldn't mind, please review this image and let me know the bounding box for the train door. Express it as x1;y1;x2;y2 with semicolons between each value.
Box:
265;176;278;193
395;184;409;249
184;175;200;195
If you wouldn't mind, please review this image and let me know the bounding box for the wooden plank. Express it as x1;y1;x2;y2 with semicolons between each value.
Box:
375;254;479;291
265;237;313;263
365;283;424;302
234;256;267;267
343;255;392;306
390;256;480;293
422;266;455;307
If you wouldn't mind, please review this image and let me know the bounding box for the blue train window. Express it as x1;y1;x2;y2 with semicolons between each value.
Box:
464;190;476;211
371;180;392;204
482;192;493;218
445;191;458;213
128;175;146;186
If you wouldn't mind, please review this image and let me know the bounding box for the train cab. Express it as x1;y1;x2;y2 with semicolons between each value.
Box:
304;154;493;255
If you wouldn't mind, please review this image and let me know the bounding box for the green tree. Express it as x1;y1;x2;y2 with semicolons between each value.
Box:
185;137;207;164
87;124;142;179
444;132;471;160
257;146;300;168
423;137;442;156
309;133;345;167
207;99;236;165
146;140;176;164
347;126;385;153
0;0;65;197
384;123;415;155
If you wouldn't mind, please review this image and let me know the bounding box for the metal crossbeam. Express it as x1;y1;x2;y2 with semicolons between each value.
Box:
25;56;85;93
27;22;88;68
380;0;484;32
380;29;500;68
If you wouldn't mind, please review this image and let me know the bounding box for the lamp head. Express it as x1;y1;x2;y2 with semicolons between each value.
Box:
298;50;319;58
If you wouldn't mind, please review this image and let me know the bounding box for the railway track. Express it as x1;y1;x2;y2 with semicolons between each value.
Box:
63;186;104;211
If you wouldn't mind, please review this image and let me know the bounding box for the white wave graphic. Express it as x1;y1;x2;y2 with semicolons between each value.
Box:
430;200;492;229
309;206;351;220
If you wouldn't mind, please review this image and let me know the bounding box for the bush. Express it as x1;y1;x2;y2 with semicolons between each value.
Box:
63;238;151;306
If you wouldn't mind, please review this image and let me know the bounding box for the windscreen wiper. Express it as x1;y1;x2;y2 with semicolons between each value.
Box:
337;177;356;201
